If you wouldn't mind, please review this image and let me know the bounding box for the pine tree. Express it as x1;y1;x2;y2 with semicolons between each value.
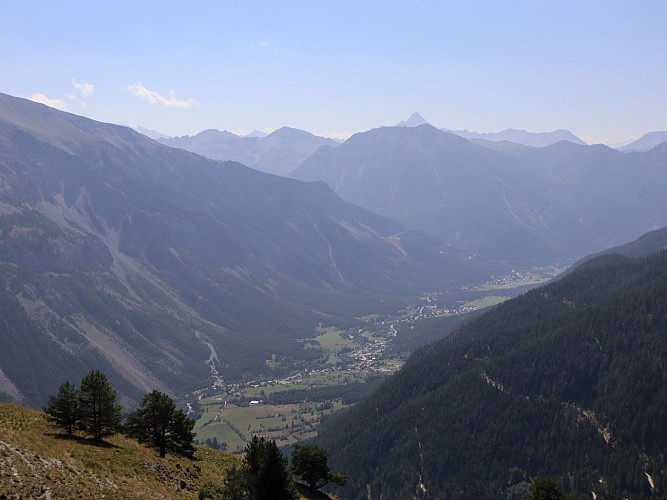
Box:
222;436;296;500
126;390;195;458
526;476;570;500
44;380;80;435
291;444;346;491
250;437;295;499
78;370;123;441
221;464;251;499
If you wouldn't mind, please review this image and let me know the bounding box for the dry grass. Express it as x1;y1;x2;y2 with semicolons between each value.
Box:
0;403;239;498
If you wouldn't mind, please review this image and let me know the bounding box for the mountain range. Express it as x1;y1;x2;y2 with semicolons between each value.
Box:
292;124;667;266
317;230;667;499
158;127;339;176
0;93;496;408
448;127;587;147
394;112;587;147
2;89;667;497
619;131;667;152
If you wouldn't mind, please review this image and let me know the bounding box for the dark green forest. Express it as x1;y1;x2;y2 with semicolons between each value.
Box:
316;250;667;499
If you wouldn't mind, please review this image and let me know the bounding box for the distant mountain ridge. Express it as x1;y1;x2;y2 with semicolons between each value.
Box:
392;112;586;146
159;126;339;175
448;127;587;146
619;131;667;152
292;124;667;266
128;124;171;140
244;129;269;138
318;232;667;498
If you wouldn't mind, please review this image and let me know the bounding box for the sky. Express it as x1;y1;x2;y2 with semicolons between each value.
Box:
2;1;666;145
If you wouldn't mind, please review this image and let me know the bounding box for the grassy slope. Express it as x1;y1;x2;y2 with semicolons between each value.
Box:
0;403;239;498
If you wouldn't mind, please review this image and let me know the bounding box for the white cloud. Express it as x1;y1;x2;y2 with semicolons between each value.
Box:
27;93;68;110
27;80;94;110
71;79;94;96
127;83;198;109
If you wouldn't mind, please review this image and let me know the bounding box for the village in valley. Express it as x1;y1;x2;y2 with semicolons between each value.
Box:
187;269;556;453
189;319;403;454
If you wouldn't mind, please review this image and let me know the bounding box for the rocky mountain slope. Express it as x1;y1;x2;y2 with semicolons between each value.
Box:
0;93;494;408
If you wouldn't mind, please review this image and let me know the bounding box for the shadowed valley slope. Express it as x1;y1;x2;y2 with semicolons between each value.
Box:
316;231;667;499
0;93;494;408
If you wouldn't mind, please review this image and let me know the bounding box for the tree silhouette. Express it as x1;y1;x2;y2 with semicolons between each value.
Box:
291;444;346;490
78;370;122;441
44;380;80;435
126;390;195;458
222;435;297;499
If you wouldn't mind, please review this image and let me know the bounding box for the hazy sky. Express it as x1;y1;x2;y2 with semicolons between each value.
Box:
2;1;666;145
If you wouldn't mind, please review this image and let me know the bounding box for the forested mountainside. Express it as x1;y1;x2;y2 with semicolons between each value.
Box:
317;243;667;499
0;93;496;408
574;226;667;265
293;124;667;266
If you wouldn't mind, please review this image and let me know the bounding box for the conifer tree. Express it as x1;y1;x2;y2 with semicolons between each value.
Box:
247;436;296;499
78;370;122;441
222;435;297;500
126;390;195;458
44;380;80;435
291;443;347;491
526;476;570;500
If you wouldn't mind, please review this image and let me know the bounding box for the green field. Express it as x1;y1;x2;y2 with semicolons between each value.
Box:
193;319;402;453
462;295;511;309
189;271;549;458
360;330;384;342
242;369;370;398
474;267;563;291
315;329;350;350
194;365;386;453
196;401;343;454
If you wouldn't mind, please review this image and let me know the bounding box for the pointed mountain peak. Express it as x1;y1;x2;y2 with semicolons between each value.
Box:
395;112;431;128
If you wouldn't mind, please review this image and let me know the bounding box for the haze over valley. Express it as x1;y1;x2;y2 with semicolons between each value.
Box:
2;2;667;498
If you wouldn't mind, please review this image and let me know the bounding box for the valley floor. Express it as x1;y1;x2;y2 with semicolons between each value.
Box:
188;267;557;452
